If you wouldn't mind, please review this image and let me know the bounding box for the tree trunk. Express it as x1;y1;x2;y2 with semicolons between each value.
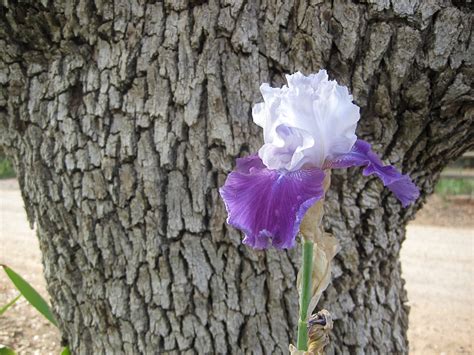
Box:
0;1;472;353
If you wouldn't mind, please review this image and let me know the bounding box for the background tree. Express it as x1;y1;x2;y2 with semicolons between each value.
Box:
0;1;472;353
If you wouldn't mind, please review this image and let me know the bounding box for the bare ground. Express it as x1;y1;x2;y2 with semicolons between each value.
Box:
0;179;473;354
0;179;60;354
402;225;473;354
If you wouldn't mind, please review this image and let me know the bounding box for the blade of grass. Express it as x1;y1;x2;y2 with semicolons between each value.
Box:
61;346;71;355
0;294;21;316
0;344;16;355
1;265;57;327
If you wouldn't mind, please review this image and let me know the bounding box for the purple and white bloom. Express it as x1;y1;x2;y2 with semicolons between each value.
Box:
219;70;419;250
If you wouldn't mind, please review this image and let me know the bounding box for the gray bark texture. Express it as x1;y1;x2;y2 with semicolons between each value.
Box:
0;0;472;354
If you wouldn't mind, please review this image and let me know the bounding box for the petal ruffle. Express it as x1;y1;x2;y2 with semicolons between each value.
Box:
328;140;419;207
253;70;360;171
219;155;325;249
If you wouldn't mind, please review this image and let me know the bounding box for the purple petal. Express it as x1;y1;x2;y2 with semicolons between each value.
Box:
328;140;420;207
219;155;325;249
235;154;266;173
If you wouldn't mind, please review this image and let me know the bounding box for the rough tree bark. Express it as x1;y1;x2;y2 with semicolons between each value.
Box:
0;1;472;354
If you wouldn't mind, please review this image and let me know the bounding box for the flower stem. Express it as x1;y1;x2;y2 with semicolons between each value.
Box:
297;238;314;351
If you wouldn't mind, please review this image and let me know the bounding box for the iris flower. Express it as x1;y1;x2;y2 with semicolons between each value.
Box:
219;70;419;249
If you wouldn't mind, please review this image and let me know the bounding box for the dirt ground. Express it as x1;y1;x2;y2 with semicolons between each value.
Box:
0;179;60;353
1;179;473;354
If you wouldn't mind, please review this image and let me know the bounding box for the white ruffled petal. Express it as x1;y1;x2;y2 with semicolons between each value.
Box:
252;70;360;170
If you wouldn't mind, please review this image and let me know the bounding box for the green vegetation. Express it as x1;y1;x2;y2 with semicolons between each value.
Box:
0;156;15;179
0;294;21;316
435;178;474;196
0;345;16;355
2;265;58;327
1;265;70;354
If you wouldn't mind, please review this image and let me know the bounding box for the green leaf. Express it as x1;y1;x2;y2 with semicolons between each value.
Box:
0;344;16;355
1;265;58;327
0;294;21;316
60;346;71;355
